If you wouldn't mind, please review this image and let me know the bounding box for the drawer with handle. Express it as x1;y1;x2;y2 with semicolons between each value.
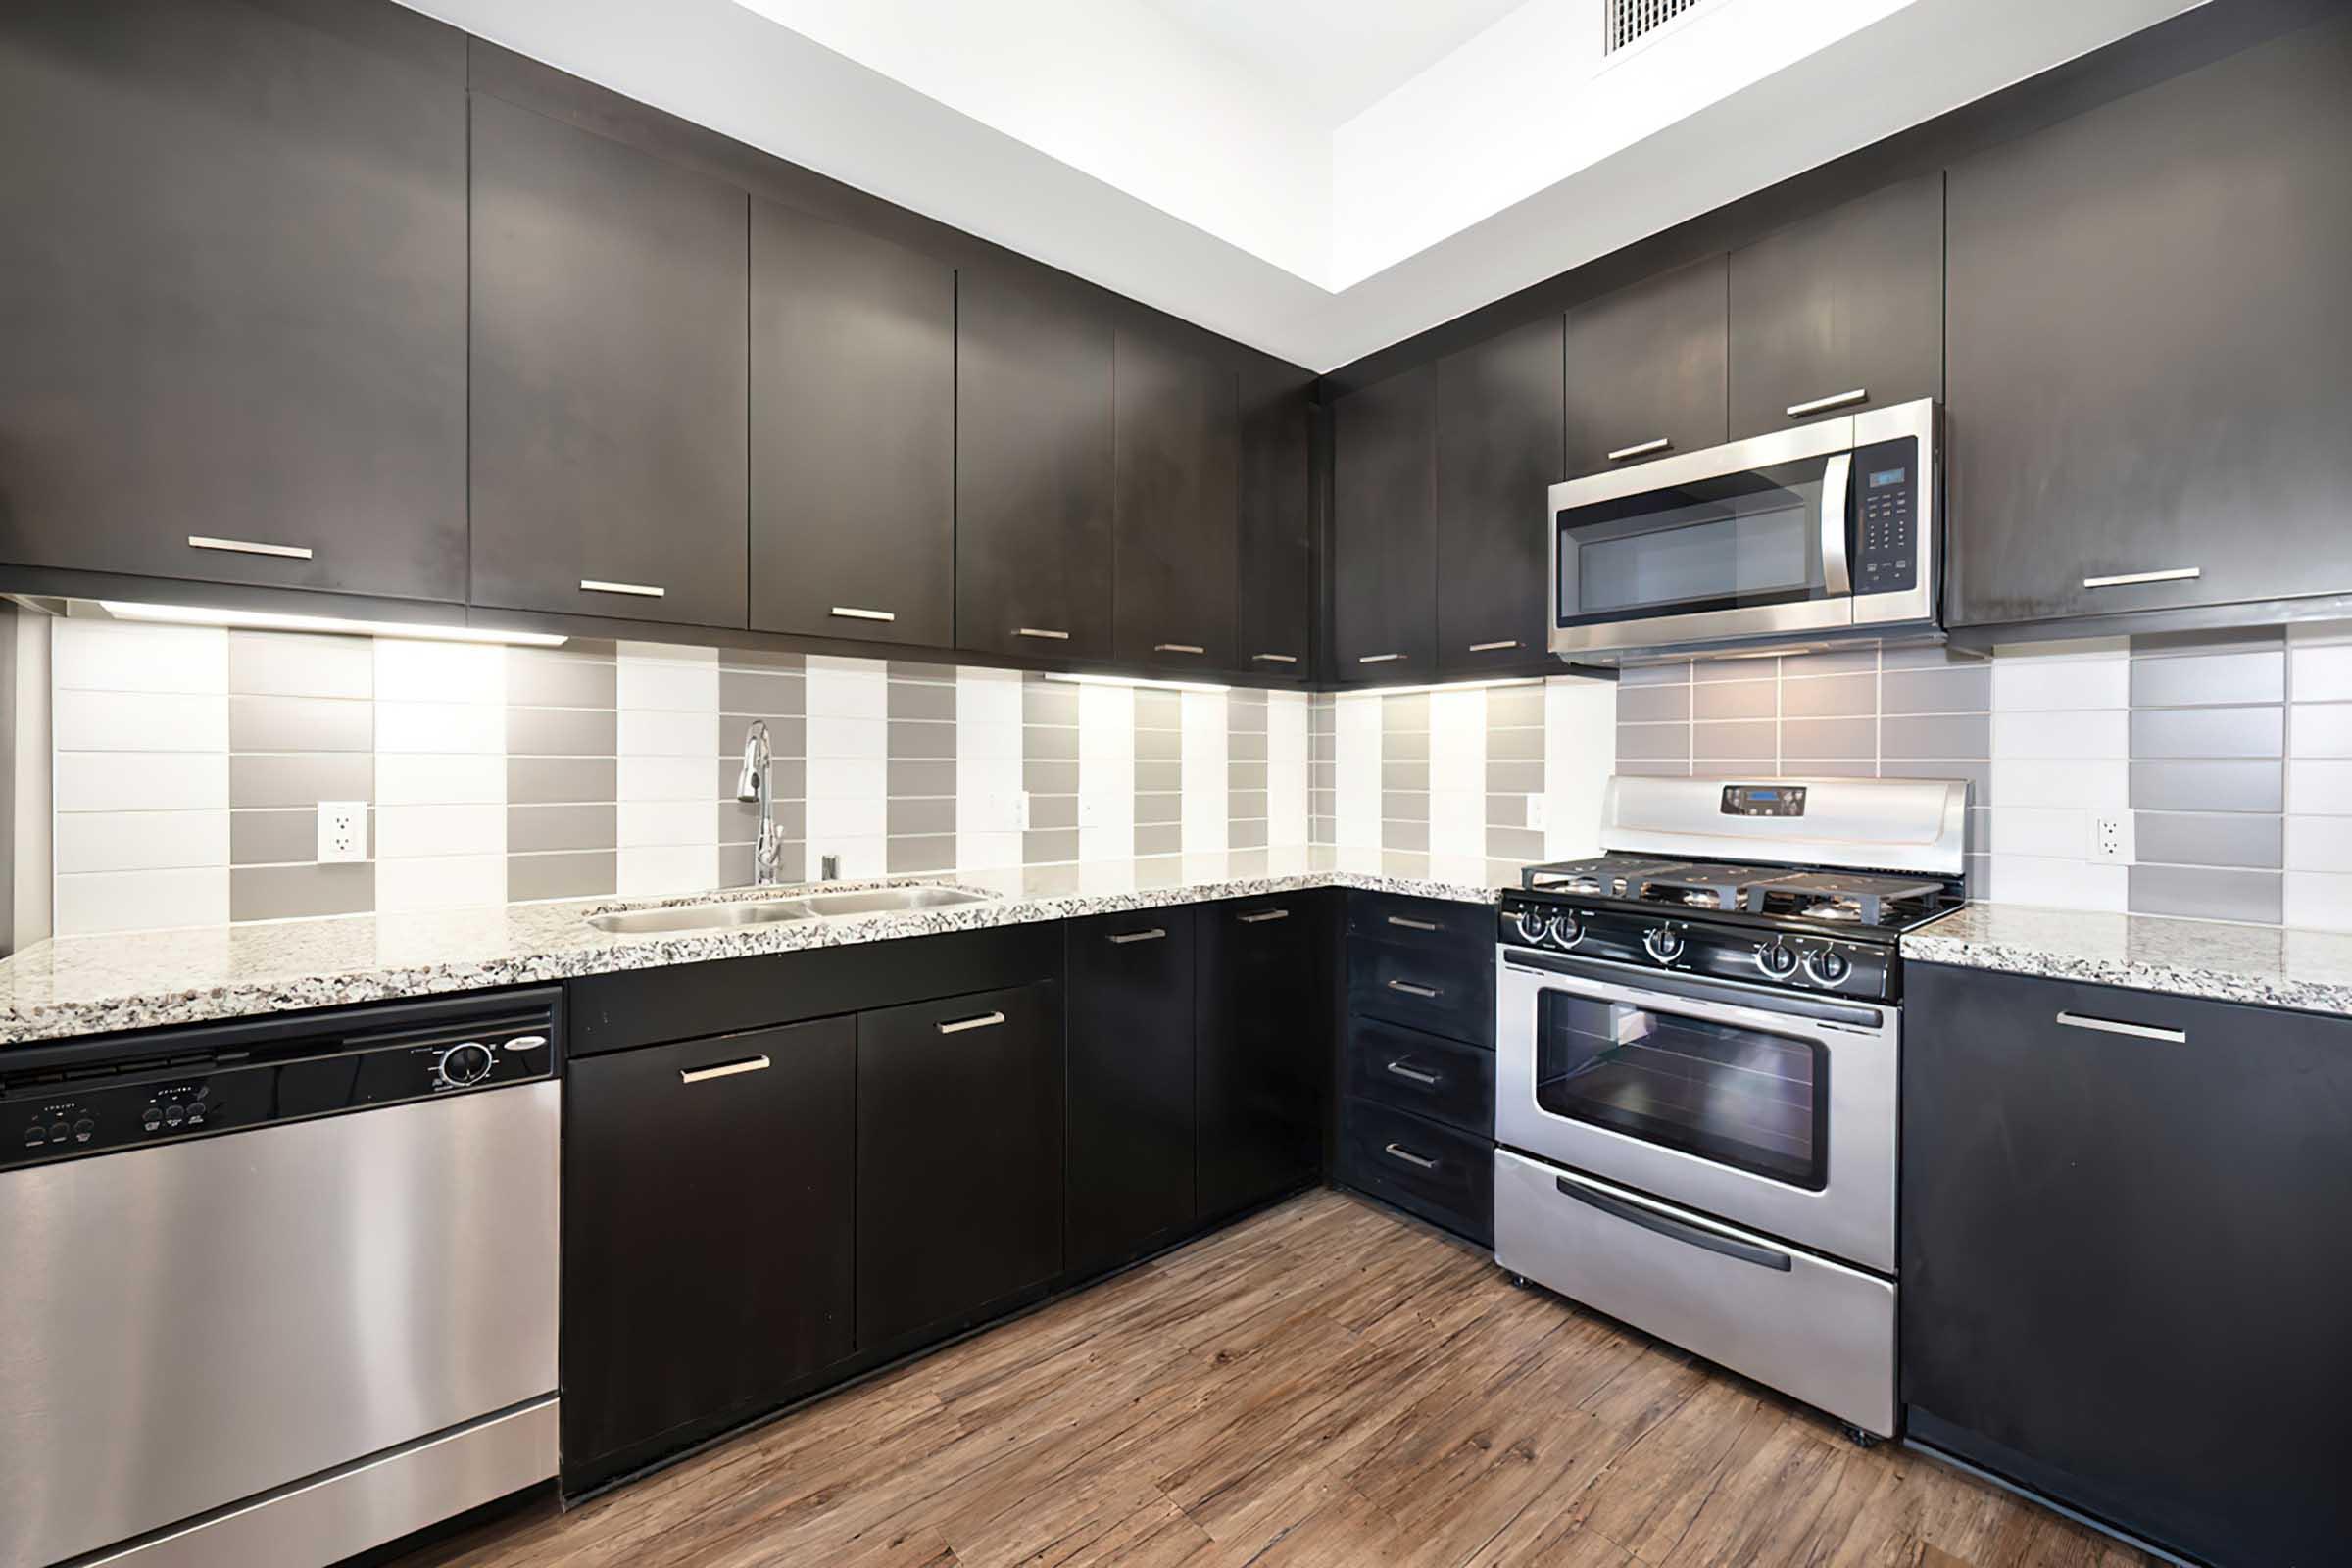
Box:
1347;935;1494;1047
1339;1098;1493;1247
1344;1017;1494;1138
1345;892;1491;960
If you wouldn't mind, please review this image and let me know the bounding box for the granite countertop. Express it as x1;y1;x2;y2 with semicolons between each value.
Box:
0;848;1510;1047
1902;903;2352;1018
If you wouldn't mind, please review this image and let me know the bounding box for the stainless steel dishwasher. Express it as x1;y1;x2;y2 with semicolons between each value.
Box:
0;988;563;1568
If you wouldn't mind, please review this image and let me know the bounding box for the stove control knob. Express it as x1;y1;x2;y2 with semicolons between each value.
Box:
435;1042;495;1088
1548;911;1584;949
1756;943;1798;979
1804;949;1852;987
1643;926;1686;964
1508;906;1549;947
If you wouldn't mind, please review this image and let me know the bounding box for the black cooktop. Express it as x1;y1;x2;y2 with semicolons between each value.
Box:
1520;853;1964;935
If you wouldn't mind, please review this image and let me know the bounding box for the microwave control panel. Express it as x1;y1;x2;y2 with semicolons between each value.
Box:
1852;437;1919;596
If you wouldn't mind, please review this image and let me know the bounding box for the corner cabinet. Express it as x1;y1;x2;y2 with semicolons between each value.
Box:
1196;896;1324;1219
1065;912;1198;1277
1562;256;1727;478
1944;14;2352;630
1112;327;1239;674
750;201;954;647
468;94;750;628
1435;316;1565;677
1330;366;1437;683
956;269;1116;662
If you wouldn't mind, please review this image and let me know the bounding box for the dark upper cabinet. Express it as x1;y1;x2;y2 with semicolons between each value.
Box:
1196;896;1323;1218
1945;15;2352;629
0;0;466;602
856;981;1064;1348
750;201;953;647
562;1018;856;1479
1728;172;1944;440
1562;256;1728;477
1064;913;1197;1278
468;93;749;629
1235;363;1314;679
956;269;1116;661
1436;316;1564;676
1113;327;1239;672
1330;366;1437;683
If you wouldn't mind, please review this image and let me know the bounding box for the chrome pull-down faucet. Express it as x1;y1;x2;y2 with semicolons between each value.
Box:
734;719;784;886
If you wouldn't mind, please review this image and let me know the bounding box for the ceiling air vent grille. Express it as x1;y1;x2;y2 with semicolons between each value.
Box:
1604;0;1705;53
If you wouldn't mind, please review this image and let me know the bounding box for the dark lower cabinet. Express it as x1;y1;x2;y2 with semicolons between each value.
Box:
858;981;1065;1348
562;1018;856;1482
1065;913;1197;1277
1330;366;1437;682
1903;963;2352;1567
1196;896;1324;1220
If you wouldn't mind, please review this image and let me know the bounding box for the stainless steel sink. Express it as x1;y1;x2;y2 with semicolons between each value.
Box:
798;886;996;916
584;898;814;935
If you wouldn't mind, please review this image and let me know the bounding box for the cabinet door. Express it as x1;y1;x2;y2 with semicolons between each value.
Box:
1235;363;1313;679
562;1019;856;1473
956;269;1115;661
1113;328;1239;672
1728;172;1943;441
1330;367;1436;683
1065;914;1196;1276
1945;16;2352;628
1563;257;1728;477
0;0;466;602
1436;316;1563;676
750;201;953;646
1196;897;1322;1218
469;94;748;628
857;981;1064;1348
1902;963;2352;1567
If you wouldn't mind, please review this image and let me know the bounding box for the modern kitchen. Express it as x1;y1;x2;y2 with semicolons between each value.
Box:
1;1;2347;1565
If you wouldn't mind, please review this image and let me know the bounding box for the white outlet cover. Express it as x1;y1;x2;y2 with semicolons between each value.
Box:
2090;810;2135;864
1015;791;1032;832
1524;794;1549;833
317;800;368;863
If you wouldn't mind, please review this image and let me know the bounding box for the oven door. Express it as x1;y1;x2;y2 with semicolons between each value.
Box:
1494;949;1895;1272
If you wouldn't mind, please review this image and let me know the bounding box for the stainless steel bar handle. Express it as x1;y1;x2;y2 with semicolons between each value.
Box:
1153;643;1205;655
1819;451;1853;598
1786;387;1868;418
679;1054;771;1085
937;1010;1007;1035
1605;436;1671;462
830;606;896;622
1385;915;1440;932
1384;1060;1441;1086
580;578;665;598
1358;652;1406;664
188;534;313;561
1106;928;1167;945
2082;567;2201;589
1386;978;1441;999
2056;1010;2187;1044
1237;908;1291;924
1015;627;1071;641
1467;639;1522;653
1251;653;1299;664
1383;1142;1440;1171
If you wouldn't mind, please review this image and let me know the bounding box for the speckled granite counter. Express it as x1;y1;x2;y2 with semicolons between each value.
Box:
0;848;1511;1047
1903;904;2352;1017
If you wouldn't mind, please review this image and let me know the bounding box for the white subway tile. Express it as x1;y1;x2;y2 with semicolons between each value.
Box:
1078;683;1136;761
376;803;504;859
616;844;720;898
2286;816;2352;873
54;620;226;695
56;752;230;813
1990;760;2129;810
2287;760;2352;814
1987;807;2088;859
805;714;887;761
806;757;886;802
1429;686;1486;797
1182;690;1227;856
617;755;711;802
1078;823;1134;862
1990;650;2129;712
803;656;887;718
53;810;229;874
802;836;884;881
56;867;229;935
956;720;1022;762
2290;703;2352;759
617;709;718;759
618;799;717;848
618;654;720;712
376;754;505;807
376;701;503;755
1428;788;1485;861
1267;760;1309;847
1544;674;1615;860
807;793;887;841
376;854;507;912
374;639;505;705
1985;855;2127;912
54;691;228;753
2292;645;2352;702
956;830;1022;869
2285;871;2352;932
1266;693;1310;769
955;665;1023;729
1992;709;2129;760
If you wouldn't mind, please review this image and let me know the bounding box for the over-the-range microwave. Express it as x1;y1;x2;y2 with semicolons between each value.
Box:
1548;398;1938;663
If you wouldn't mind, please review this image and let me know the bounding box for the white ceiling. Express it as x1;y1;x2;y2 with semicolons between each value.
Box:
406;0;2205;369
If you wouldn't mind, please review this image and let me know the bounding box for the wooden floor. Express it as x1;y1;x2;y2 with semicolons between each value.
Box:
396;1190;2154;1568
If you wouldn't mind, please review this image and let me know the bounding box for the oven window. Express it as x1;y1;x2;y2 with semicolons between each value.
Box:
1556;457;1837;628
1534;991;1827;1190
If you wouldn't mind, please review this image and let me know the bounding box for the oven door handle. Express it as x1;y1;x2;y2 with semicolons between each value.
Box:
1554;1174;1793;1272
1500;951;1886;1032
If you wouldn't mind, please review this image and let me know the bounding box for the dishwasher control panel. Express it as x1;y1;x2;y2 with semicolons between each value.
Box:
0;988;560;1171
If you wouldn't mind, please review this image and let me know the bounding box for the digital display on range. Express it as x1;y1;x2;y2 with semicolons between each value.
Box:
1868;466;1908;488
1721;784;1807;817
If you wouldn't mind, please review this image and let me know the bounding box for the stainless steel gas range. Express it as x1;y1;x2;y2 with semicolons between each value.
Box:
1491;774;1968;1441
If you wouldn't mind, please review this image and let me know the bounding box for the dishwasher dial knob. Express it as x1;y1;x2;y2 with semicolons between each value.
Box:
1804;949;1852;987
1548;911;1584;949
436;1042;495;1088
1642;925;1686;963
1508;906;1549;947
1756;943;1799;979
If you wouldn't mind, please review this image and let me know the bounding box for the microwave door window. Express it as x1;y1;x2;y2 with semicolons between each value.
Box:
1558;460;1832;626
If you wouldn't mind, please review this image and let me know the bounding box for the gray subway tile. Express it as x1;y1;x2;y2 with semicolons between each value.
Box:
1486;792;1527;828
1134;822;1183;857
722;715;803;759
1781;716;1875;759
231;807;351;866
1777;649;1878;678
715;841;803;889
1883;644;1988;672
228;695;371;753
887;835;956;874
1023;828;1079;864
889;797;956;837
1135;791;1181;826
1382;790;1430;824
507;648;616;709
1487;825;1546;862
2130;706;2285;760
2129;760;2284;813
1229;788;1267;820
508;757;618;806
1486;686;1544;728
1487;728;1543;762
509;850;617;903
1133;690;1182;730
1881;664;1991;715
230;862;373;921
2134;810;2282;869
1022;680;1078;726
2127;864;2282;924
1381;728;1431;763
229;631;371;700
1384;819;1430;853
1383;693;1431;733
1619;663;1690;687
721;798;805;846
507;706;617;758
2130;625;2284;657
1230;729;1268;763
2130;650;2285;709
1229;819;1268;851
718;758;803;805
887;760;956;798
1381;760;1428;792
1229;760;1268;793
886;660;958;684
1616;683;1690;724
887;719;955;760
1025;759;1079;795
1135;759;1182;794
231;753;373;808
1693;656;1781;682
887;680;957;722
1615;760;1693;776
1777;759;1878;778
1028;794;1078;831
1381;850;1432;880
508;804;617;854
1616;724;1690;762
1879;713;1991;760
1135;726;1181;762
1692;720;1775;760
1779;673;1876;719
1691;680;1776;721
1488;760;1544;794
720;668;804;718
714;645;801;671
1025;723;1078;761
1885;758;1991;803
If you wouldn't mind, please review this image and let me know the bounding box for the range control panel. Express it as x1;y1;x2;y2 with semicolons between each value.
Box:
1851;436;1920;597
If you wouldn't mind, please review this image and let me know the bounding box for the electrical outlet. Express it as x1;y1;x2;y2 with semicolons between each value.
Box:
2090;810;2134;864
1524;794;1550;833
1015;792;1032;831
317;801;367;863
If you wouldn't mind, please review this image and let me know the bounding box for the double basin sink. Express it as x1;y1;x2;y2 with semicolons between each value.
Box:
585;883;994;936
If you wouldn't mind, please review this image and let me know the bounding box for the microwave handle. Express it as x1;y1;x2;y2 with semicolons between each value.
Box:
1820;451;1854;597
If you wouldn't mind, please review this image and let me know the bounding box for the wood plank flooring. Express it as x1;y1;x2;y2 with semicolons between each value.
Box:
394;1190;2155;1568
